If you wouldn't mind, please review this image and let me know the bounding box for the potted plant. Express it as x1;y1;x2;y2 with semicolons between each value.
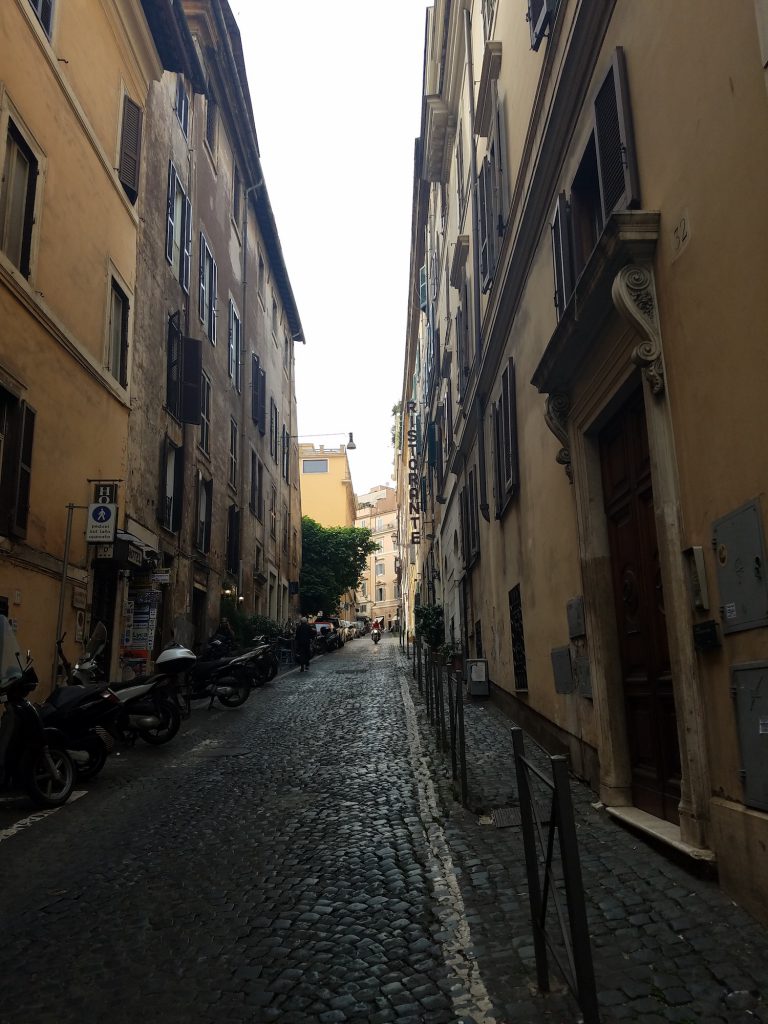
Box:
414;603;445;650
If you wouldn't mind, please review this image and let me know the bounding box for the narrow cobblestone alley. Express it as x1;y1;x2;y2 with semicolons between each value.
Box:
1;637;767;1024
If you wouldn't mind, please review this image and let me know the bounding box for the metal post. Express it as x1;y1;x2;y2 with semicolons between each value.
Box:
512;728;550;993
457;673;467;806
416;638;422;690
447;669;457;778
52;503;76;685
551;757;600;1024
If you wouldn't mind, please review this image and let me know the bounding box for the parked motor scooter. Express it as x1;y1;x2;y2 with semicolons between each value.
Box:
56;622;107;685
38;682;121;780
180;645;258;712
0;616;75;807
108;644;196;745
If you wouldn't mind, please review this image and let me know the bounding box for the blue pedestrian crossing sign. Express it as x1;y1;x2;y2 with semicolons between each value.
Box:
86;503;117;543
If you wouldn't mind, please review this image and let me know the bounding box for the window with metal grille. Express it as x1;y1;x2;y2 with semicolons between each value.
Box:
509;584;528;691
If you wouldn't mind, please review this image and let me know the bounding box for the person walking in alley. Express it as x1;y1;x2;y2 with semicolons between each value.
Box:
295;616;314;672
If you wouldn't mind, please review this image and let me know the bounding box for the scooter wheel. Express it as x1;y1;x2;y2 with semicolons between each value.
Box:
23;744;75;807
217;684;250;708
137;699;181;745
76;738;109;781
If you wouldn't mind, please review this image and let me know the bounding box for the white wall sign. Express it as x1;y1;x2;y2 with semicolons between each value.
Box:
86;504;117;543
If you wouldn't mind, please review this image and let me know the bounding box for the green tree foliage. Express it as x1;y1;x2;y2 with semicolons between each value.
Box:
300;516;378;615
414;603;445;649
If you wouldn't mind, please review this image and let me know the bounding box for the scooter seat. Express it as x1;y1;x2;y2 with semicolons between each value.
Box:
109;675;150;692
45;683;106;709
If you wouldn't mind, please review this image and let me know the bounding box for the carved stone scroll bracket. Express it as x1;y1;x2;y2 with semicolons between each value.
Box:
545;392;573;483
612;264;666;396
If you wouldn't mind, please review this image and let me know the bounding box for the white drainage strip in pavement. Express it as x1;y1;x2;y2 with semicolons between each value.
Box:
399;674;496;1024
0;790;87;845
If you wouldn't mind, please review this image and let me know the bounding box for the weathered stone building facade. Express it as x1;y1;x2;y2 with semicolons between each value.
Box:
398;0;768;922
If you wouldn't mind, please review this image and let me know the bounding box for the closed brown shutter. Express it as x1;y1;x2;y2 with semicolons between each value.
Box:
594;47;640;220
251;354;260;422
118;96;143;205
180;336;202;424
181;196;192;292
12;402;35;537
258;368;266;434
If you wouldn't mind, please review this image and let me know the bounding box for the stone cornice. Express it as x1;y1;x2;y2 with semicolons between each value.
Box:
532;211;661;394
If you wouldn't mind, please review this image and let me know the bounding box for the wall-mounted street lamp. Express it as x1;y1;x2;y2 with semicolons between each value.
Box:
292;431;357;450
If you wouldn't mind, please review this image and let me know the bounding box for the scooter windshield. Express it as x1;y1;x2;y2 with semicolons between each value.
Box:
84;621;107;658
0;615;22;689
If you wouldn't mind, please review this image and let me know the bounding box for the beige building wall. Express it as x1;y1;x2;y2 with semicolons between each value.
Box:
0;0;165;687
400;0;768;923
356;486;399;627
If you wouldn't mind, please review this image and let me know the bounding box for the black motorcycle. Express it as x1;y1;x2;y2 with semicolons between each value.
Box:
179;644;259;714
0;617;75;807
38;682;121;780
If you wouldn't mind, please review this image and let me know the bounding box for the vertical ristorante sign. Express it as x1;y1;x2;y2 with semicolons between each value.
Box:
407;401;420;545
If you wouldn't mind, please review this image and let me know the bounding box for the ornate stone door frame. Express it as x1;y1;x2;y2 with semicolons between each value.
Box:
533;213;710;849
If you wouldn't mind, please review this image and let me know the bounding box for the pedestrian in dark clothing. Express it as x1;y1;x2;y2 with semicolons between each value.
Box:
295;616;314;672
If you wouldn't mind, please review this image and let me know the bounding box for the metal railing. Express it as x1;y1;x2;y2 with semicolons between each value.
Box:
415;639;468;806
511;727;599;1024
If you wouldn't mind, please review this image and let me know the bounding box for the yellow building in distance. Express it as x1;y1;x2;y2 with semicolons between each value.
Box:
298;444;356;529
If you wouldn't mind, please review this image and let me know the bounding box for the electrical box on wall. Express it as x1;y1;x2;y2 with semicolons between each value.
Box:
551;646;576;694
732;662;768;812
712;500;768;634
465;658;489;696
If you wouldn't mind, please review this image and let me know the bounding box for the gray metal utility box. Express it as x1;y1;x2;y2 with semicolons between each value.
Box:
732;662;768;812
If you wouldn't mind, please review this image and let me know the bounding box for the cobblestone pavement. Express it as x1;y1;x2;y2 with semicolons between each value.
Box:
0;637;766;1024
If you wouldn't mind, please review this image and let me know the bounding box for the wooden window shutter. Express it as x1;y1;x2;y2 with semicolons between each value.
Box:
594;47;640;220
551;192;573;318
166;162;176;264
257;367;266;434
11;402;35;537
118;290;129;389
528;0;552;52
256;354;264;421
505;360;520;497
180;335;202;424
198;235;206;323
171;445;184;532
478;160;489;287
118;96;143;205
181;196;192;293
166;311;181;416
494;97;510;229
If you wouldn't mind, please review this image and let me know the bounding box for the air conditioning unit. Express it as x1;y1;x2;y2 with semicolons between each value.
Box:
465;658;489;696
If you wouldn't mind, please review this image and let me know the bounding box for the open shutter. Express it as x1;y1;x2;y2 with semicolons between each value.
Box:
118;96;143;205
165;162;176;264
198;235;206;323
478;160;489;287
11;402;35;537
180;335;202;424
257;368;266;434
227;300;234;377
528;0;553;51
181;195;192;292
171;445;184;532
594;47;640;219
210;261;217;343
494;97;509;229
551;192;573;318
418;265;427;311
505;360;519;498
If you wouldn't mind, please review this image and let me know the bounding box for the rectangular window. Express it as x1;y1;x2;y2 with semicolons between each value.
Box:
118;95;143;205
375;562;385;577
281;424;289;482
228;298;241;389
302;459;328;474
199;233;217;342
493;359;519;515
107;279;129;388
270;485;277;539
200;372;211;454
229;418;238;488
175;75;189;138
28;0;53;35
250;450;264;520
1;121;38;279
257;252;265;302
196;472;212;553
205;93;217;152
226;503;239;574
166;311;182;418
269;398;278;462
0;389;35;539
159;440;183;532
271;294;278;338
232;163;241;225
377;586;385;603
165;162;191;291
509;584;528;691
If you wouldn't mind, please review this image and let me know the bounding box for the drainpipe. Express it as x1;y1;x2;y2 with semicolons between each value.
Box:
463;8;490;522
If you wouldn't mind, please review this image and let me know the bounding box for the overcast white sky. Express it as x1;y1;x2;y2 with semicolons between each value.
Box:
232;2;429;496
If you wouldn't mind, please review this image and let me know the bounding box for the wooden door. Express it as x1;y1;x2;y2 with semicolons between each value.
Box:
600;389;681;824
